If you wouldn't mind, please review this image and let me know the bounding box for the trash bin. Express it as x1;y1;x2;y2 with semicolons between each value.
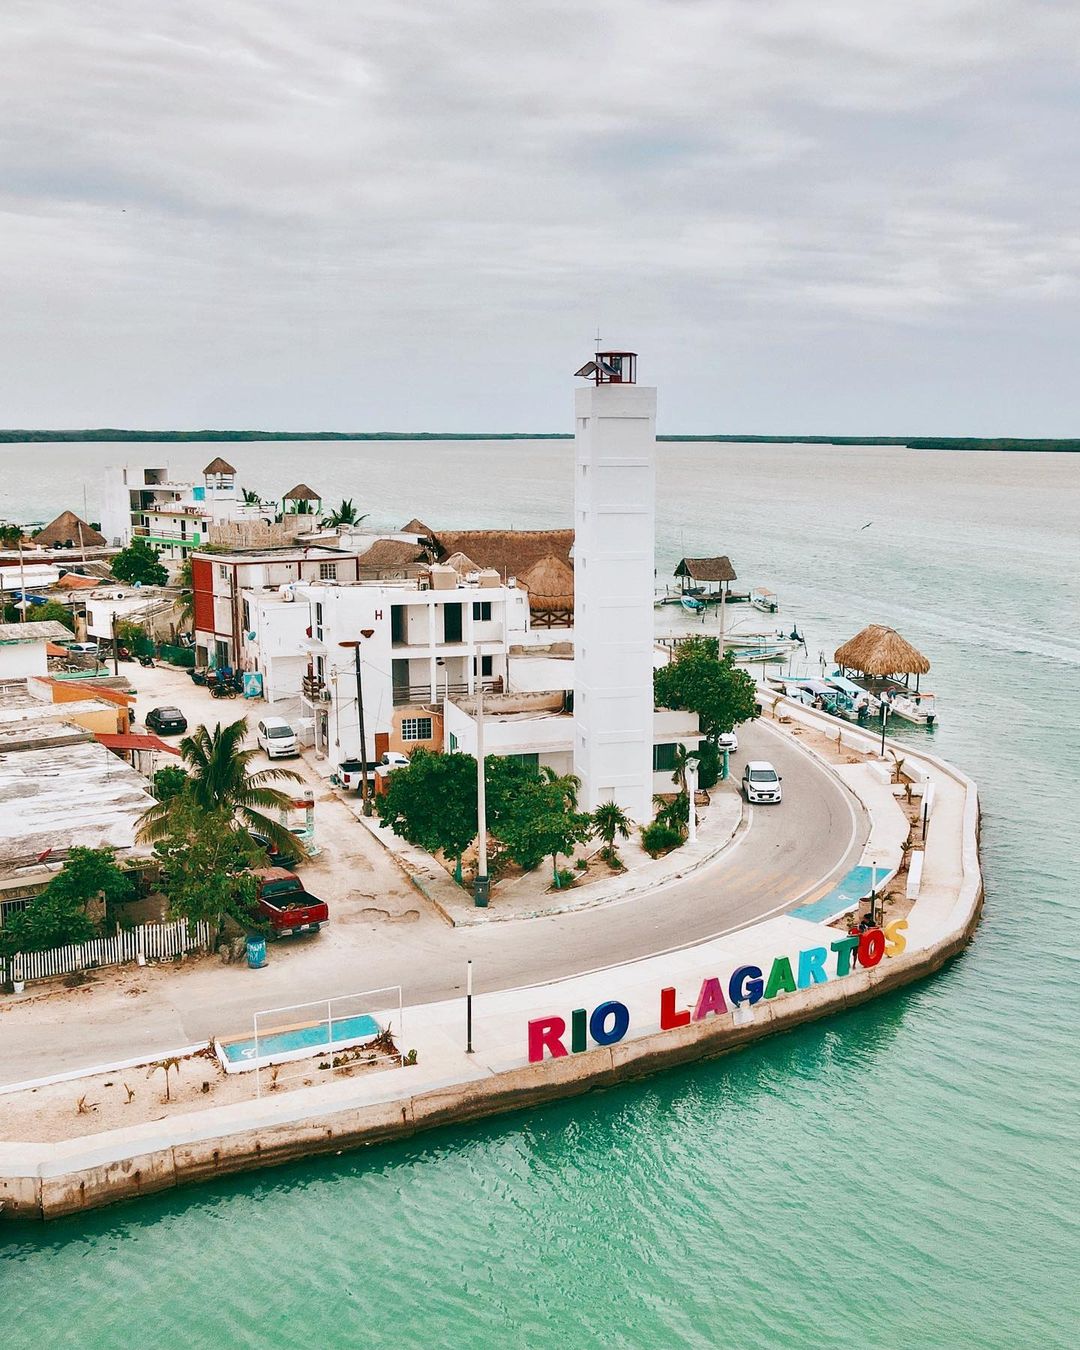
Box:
246;934;267;969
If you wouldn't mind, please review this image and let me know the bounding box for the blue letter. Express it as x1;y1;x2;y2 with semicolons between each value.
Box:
729;965;764;1006
589;1000;630;1046
797;947;829;989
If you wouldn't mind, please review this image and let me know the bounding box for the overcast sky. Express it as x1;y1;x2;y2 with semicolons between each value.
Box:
2;1;1078;434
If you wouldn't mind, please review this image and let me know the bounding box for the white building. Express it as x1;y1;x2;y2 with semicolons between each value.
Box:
572;351;656;822
0;621;73;679
191;543;366;671
99;458;277;565
296;567;529;764
237;589;312;703
443;693;700;797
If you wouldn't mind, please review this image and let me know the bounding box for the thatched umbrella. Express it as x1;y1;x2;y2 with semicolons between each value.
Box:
834;625;930;680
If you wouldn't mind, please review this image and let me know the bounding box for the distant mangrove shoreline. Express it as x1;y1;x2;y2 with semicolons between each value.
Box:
0;429;1076;452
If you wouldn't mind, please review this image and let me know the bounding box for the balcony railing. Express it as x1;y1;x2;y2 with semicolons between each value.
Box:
392;677;502;707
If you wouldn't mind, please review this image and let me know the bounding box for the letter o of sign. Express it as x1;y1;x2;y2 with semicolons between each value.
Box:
857;928;885;968
589;1000;630;1047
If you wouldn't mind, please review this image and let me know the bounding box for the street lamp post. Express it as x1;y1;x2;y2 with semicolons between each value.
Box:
474;673;489;906
879;698;890;757
339;631;375;816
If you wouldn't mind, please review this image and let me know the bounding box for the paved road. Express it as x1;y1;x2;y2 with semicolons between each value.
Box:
0;700;867;1084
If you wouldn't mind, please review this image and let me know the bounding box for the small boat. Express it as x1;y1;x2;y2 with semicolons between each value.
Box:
731;644;788;664
750;587;778;613
723;628;804;652
680;596;706;614
830;669;937;726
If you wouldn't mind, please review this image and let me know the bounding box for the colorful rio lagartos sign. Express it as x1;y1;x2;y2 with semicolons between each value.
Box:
527;920;908;1063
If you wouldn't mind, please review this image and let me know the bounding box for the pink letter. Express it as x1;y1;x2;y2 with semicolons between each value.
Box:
528;1016;568;1063
660;986;691;1030
693;977;729;1022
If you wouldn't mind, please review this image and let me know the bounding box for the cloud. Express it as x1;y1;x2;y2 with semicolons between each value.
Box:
1;0;1079;431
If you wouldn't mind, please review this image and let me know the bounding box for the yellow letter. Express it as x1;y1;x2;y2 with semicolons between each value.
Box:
884;918;908;957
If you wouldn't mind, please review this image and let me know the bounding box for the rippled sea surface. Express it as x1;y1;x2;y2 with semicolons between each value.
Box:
3;440;1078;1347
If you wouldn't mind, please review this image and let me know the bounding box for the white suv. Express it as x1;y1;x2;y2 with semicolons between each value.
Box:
742;760;782;804
257;717;298;758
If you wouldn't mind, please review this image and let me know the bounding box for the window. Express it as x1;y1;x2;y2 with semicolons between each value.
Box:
219;564;229;581
653;743;679;773
472;600;492;622
314;602;323;642
316;655;325;682
449;732;458;751
401;716;433;742
474;654;494;677
319;562;338;581
501;752;539;768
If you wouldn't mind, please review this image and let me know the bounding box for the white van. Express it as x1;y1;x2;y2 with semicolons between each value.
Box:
257;716;298;759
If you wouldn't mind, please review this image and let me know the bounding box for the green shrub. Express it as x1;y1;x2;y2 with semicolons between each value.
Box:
551;867;577;890
641;821;685;857
694;740;720;789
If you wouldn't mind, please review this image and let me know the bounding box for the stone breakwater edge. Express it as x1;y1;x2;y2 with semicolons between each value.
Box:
0;695;981;1221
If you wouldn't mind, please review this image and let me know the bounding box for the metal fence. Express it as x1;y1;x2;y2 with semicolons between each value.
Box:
7;919;213;984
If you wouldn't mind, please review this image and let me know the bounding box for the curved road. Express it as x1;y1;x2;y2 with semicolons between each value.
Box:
0;717;867;1083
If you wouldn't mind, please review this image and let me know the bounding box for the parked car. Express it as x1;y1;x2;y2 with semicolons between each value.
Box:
716;731;739;755
742;760;782;804
145;706;188;735
64;642;100;655
380;751;410;769
252;868;328;937
248;829;300;870
257;716;298;758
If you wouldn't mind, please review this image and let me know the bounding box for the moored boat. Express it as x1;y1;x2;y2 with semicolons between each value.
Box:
680;595;706;615
750;587;778;613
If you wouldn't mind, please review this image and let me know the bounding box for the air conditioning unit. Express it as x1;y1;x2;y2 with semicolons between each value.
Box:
318;689;332;703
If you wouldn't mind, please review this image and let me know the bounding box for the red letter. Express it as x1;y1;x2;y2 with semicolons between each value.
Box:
660;986;691;1030
857;928;885;969
528;1016;568;1063
693;977;729;1022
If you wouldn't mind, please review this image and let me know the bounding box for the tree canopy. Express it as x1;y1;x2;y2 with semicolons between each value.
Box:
0;848;133;958
111;537;169;587
377;748;478;869
153;804;262;929
653;637;758;740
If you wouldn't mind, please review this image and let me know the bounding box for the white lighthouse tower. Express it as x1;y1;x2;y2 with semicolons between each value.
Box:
572;350;656;823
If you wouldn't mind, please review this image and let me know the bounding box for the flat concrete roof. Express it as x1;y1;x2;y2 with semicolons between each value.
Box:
0;740;155;871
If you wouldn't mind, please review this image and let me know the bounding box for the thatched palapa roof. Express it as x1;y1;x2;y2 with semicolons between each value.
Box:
203;456;236;475
283;483;320;501
430;529;574;578
517;554;574;611
358;539;430;569
834;625;930;676
400;517;434;538
32;512;107;548
675;556;737;583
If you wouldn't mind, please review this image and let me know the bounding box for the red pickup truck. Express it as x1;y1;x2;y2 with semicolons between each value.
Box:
253;868;328;937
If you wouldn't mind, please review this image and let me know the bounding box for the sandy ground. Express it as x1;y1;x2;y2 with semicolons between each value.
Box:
0;1027;401;1142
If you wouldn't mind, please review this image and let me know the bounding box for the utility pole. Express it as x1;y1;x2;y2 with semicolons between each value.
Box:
112;611;119;676
339;632;375;816
18;544;27;622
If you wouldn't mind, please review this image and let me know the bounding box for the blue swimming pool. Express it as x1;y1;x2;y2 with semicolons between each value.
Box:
219;1013;381;1067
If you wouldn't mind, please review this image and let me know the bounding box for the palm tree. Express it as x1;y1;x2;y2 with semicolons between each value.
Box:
137;718;303;857
175;557;194;630
321;498;369;529
670;742;698;795
652;793;689;837
241;487;261;505
591;801;632;865
539;764;581;811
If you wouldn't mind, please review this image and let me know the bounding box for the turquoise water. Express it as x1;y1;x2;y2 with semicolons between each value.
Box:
3;441;1078;1347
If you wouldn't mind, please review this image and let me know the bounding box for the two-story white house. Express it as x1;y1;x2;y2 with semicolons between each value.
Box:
295;565;531;765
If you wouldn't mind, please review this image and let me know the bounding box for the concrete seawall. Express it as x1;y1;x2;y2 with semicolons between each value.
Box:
0;708;982;1222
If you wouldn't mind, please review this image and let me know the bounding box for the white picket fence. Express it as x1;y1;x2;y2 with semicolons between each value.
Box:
8;919;214;984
